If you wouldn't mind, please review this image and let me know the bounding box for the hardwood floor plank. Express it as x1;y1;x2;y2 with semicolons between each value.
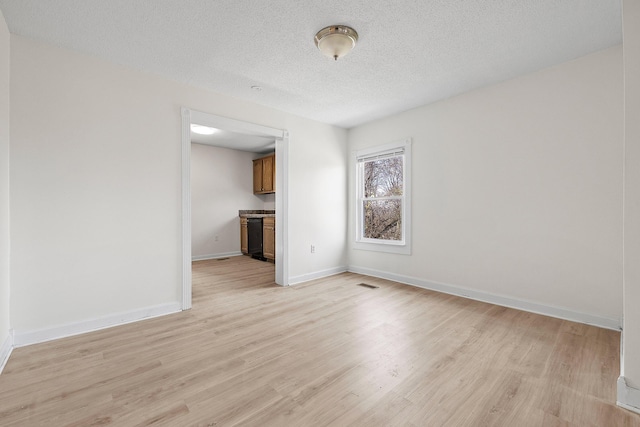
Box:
0;255;638;426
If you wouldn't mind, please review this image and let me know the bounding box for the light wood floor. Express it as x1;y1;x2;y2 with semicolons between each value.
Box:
1;256;638;426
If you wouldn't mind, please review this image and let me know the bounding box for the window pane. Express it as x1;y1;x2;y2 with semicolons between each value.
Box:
363;199;402;240
363;157;403;198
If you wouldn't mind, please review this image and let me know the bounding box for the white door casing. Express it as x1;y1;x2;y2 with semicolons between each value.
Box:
181;107;290;310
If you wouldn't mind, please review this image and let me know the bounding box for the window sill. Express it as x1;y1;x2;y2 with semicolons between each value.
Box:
353;241;411;255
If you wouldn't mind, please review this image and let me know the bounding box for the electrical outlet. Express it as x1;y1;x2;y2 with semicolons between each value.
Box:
311;245;315;253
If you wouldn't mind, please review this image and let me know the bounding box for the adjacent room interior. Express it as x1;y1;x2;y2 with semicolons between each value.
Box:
189;117;278;269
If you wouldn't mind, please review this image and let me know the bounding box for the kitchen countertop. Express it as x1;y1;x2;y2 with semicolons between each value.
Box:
239;210;275;218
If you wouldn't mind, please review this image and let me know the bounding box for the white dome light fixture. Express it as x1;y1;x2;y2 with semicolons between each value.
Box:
190;124;217;135
314;25;358;61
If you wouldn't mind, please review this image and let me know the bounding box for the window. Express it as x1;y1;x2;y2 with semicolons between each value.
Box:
355;139;411;254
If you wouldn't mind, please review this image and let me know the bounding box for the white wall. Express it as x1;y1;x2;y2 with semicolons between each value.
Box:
190;143;263;260
9;36;348;336
621;0;640;412
287;117;348;283
261;193;275;211
0;10;11;364
348;46;623;327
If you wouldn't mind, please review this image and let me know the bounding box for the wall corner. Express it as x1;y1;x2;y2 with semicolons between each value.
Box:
618;376;640;415
0;329;13;374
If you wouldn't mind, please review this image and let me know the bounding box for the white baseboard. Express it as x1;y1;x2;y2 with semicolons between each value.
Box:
192;251;243;262
0;332;13;374
618;376;640;414
289;266;348;286
13;302;181;348
348;265;621;331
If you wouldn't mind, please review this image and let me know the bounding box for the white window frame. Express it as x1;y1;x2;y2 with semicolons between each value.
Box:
354;139;411;255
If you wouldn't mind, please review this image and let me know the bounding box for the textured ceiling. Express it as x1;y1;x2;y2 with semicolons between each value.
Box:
0;0;622;128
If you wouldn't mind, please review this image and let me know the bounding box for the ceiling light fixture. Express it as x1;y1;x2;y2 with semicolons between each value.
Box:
314;25;358;61
190;124;217;135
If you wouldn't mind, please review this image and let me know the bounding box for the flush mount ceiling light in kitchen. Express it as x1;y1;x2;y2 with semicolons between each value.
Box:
190;124;217;135
314;25;358;61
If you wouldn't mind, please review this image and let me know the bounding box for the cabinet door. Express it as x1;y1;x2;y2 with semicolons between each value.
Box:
262;155;274;193
240;217;248;254
263;217;275;261
253;159;263;193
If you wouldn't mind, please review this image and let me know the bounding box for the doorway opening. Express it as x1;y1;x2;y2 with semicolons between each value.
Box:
181;108;289;310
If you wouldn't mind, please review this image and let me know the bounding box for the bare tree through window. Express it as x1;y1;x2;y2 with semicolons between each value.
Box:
362;156;403;240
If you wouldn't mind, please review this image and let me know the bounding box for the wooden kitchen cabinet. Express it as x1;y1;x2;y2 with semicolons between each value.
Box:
240;217;248;254
263;217;275;261
253;154;275;194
